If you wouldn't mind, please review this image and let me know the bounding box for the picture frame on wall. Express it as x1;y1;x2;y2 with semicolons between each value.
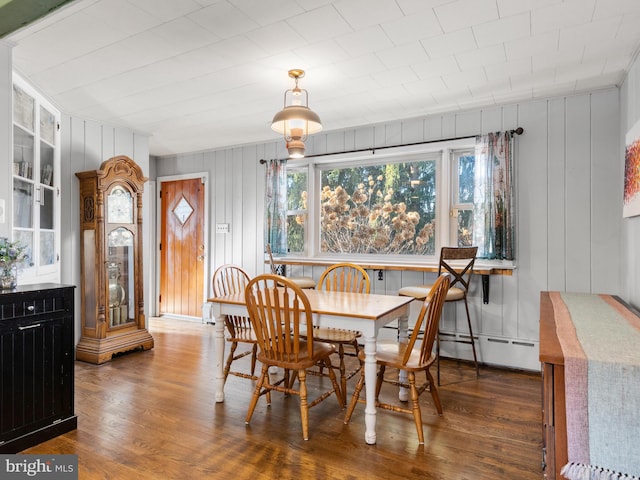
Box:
624;118;640;218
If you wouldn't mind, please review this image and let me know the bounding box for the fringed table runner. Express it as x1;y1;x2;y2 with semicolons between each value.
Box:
549;292;640;480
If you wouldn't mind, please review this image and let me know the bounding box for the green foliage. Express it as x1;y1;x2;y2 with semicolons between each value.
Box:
319;161;436;255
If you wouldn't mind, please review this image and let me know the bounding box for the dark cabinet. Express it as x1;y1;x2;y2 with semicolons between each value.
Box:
0;284;77;453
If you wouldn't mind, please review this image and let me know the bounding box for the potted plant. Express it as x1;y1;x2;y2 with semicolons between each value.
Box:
0;239;28;290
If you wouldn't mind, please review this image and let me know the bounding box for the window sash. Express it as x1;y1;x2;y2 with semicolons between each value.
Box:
283;138;493;261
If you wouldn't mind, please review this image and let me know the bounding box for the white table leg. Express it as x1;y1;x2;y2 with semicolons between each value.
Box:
397;311;409;402
213;307;226;403
363;334;377;445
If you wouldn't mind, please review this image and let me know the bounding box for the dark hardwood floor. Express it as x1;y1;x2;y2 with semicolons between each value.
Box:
24;317;543;479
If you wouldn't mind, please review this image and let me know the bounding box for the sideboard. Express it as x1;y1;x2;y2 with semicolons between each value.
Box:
539;291;640;479
0;284;77;452
539;291;567;479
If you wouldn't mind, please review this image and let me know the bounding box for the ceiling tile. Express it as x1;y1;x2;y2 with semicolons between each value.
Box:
332;53;387;78
395;0;456;16
335;26;395;57
442;67;488;90
484;57;532;82
187;2;259;38
127;0;202;22
531;0;597;36
434;0;499;33
532;46;585;72
420;28;476;58
496;0;561;18
403;76;448;95
593;0;640;19
380;8;443;45
554;60;605;84
472;13;530;48
292;39;350;67
456;44;506;71
333;0;404;30
12;10;128;73
510;68;556;91
81;0;164;34
504;30;558;62
230;0;304;26
411;55;460;80
375;41;429;69
558;16;620;51
287;5;352;43
245;21;308;55
370;66;419;87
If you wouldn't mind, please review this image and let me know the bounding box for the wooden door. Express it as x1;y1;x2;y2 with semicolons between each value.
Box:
160;178;205;318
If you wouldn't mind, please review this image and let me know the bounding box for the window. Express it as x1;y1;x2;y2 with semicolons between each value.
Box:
286;168;308;254
451;150;475;247
281;134;515;261
317;156;437;255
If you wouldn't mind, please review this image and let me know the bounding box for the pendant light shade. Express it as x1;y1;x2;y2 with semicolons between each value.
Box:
271;69;322;158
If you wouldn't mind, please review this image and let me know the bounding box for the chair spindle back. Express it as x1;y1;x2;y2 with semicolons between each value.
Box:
245;274;315;364
318;263;370;293
403;273;451;366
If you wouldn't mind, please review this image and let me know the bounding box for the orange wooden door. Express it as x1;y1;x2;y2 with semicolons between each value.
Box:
160;178;205;318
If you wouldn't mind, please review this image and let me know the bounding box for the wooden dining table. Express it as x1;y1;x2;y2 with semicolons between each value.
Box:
208;289;413;444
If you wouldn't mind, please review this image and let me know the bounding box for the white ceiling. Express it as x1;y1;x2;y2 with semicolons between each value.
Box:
7;0;640;157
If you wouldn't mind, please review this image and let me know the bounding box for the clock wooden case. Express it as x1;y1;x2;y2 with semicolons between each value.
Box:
75;155;153;364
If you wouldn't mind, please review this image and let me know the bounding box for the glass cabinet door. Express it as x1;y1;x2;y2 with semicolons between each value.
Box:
12;74;60;283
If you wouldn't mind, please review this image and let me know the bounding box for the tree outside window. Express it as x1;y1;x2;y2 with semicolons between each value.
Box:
453;151;475;247
318;160;436;255
286;168;308;254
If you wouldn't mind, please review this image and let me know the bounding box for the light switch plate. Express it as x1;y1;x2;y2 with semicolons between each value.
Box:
0;199;5;224
216;223;229;234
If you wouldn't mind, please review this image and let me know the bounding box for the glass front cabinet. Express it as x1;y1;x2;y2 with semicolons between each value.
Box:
12;74;60;284
75;156;153;364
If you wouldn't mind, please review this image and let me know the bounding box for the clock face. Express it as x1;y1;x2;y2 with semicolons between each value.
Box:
107;185;133;224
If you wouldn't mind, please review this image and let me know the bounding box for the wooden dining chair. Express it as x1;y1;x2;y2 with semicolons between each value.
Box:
308;262;370;406
211;264;258;383
398;246;479;384
265;243;316;289
244;274;343;441
344;273;451;444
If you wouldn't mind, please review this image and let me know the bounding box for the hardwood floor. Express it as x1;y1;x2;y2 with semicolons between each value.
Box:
24;317;543;479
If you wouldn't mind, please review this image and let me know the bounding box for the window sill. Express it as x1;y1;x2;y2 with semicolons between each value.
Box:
267;256;516;276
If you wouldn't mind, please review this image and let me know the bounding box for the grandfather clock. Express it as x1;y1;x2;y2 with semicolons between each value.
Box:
75;155;153;364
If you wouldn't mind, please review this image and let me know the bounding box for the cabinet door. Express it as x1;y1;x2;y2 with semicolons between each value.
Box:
0;315;73;443
12;74;61;283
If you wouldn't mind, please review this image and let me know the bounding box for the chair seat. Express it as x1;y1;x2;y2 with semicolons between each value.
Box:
312;327;361;344
356;340;436;371
256;340;335;369
289;277;316;289
398;284;464;301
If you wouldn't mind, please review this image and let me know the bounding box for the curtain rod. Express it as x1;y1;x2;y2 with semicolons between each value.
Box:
260;127;524;164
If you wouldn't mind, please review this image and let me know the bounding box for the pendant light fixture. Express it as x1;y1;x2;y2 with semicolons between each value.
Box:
271;69;322;159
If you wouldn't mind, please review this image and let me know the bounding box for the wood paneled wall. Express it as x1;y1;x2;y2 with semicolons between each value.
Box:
620;55;640;310
59;117;150;344
155;88;622;370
